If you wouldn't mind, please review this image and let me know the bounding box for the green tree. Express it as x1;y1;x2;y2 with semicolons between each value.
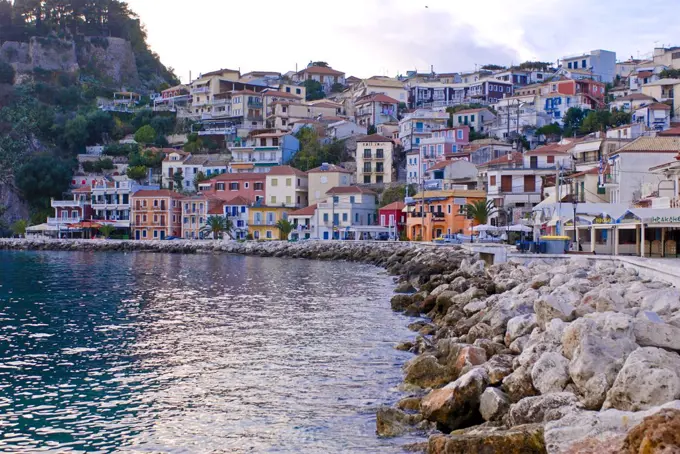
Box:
380;184;416;206
15;154;72;208
98;224;115;239
481;64;505;71
367;124;377;135
172;168;184;191
330;82;345;93
611;108;632;127
201;215;232;240
126;165;147;182
0;61;15;84
464;200;497;225
275;218;294;240
660;69;680;79
64;114;89;153
134;125;156;145
536;122;563;141
193;171;208;191
11;219;28;237
563;107;586;137
303;79;325;100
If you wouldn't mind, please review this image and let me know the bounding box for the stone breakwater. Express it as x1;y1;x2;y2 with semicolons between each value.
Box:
5;239;680;453
384;254;680;454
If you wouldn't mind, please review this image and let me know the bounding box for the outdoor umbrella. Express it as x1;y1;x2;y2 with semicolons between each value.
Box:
472;224;499;232
508;224;532;233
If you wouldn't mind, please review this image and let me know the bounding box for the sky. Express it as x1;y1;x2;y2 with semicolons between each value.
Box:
126;0;678;84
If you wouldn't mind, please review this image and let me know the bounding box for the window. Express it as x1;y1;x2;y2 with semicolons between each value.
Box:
153;230;158;238
271;178;278;187
254;182;263;191
229;182;239;191
266;230;272;239
582;59;587;69
286;178;292;186
490;175;497;186
350;196;355;204
244;182;250;189
323;213;329;223
457;129;463;139
547;155;555;164
364;175;371;184
286;87;291;93
524;175;536;192
376;149;384;159
296;88;301;95
470;115;475;122
458;115;462;123
376;175;383;183
355;213;360;223
363;163;372;172
216;183;225;191
271;196;277;204
342;213;348;222
286;196;292;204
568;62;572;69
142;230;147;238
363;149;371;159
501;175;512;192
142;215;147;223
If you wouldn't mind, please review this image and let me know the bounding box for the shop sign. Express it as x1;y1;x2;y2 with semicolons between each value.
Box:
593;215;613;224
649;216;680;224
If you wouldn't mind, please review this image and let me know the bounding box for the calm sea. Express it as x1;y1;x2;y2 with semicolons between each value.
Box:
0;250;417;453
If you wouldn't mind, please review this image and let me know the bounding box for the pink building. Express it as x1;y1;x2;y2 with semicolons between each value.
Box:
419;126;470;171
48;187;94;233
197;173;266;203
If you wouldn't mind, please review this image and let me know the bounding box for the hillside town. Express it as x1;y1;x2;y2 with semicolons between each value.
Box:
35;46;680;257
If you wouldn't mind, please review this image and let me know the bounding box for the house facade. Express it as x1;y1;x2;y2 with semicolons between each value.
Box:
398;109;450;152
406;189;487;241
408;127;471;184
307;164;353;205
316;186;378;240
379;201;406;237
229;133;300;173
223;196;250;240
450;108;495;133
161;151;229;191
354;94;399;127
198;173;266;203
265;165;308;208
248;205;289;240
560;49;616;82
292;65;346;92
131;189;183;240
48;187;93;231
180;195;208;240
633;103;672;131
356;134;395;184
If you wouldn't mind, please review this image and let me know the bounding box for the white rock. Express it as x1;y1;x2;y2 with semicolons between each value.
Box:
603;347;680;411
561;312;638;409
431;283;451;297
633;318;680;351
544;400;680;454
508;392;582;426
640;288;680;316
463;300;487;315
479;387;510;422
532;352;570;395
504;314;538;346
534;294;577;329
545;319;569;344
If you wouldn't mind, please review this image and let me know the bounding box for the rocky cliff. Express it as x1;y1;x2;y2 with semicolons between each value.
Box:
0;36;140;88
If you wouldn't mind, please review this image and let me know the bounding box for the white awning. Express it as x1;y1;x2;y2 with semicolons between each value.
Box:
26;223;58;232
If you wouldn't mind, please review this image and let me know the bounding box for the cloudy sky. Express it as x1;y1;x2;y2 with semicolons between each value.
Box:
126;0;676;83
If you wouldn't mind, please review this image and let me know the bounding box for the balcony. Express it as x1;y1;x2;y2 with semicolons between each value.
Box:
52;200;87;208
247;100;263;108
251;219;277;226
247;115;264;121
191;87;210;94
92;202;128;210
47;217;81;225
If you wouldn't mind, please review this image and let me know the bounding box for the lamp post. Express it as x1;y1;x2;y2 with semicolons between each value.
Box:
573;200;579;251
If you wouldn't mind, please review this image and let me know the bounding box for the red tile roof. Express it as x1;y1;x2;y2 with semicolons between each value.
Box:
356;133;393;143
658;126;680;137
478;152;523;167
73;186;92;193
307;164;352;174
524;142;575;156
645;102;672;110
326;186;377;195
454;108;490;115
132;189;180;198
356;93;400;105
618;93;655;102
266;165;307;177
288;204;318;216
299;66;345;76
568;167;599;178
207;200;226;215
206;173;266;183
225;195;252;206
261;90;302;100
380;201;405;211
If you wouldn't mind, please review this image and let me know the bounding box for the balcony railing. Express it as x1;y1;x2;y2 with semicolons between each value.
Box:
247;100;263;108
52;200;87;208
47;217;81;225
251;219;277;226
191;87;209;94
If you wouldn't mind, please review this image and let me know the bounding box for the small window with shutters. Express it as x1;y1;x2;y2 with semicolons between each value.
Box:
490;175;497;186
547;155;555;164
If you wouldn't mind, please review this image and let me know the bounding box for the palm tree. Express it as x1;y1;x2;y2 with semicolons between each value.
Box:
464;200;497;226
201;215;233;240
11;220;28;238
98;224;115;239
275;219;294;240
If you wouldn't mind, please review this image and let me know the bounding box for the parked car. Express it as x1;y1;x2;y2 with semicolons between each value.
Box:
434;234;461;244
164;236;178;240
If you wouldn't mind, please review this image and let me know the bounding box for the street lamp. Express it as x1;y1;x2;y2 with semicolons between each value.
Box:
573;199;579;251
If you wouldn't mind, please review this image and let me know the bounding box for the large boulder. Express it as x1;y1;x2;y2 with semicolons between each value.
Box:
633;317;680;351
531;352;570;395
404;354;453;388
621;408;680;453
544;401;680;454
376;406;430;437
421;368;489;431
483;354;514;385
603;347;680;411
507;392;583;426
453;346;488;377
479;387;511;422
534;294;577;329
427;424;546;454
502;365;538;403
561;312;638;409
505;314;538;346
391;294;413;311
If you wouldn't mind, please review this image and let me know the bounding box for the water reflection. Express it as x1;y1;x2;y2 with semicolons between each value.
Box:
0;251;415;453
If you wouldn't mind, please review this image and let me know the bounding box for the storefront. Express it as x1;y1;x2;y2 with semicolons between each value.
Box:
617;209;680;257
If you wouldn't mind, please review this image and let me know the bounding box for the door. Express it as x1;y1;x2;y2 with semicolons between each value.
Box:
135;230;140;240
501;175;513;193
160;230;166;240
524;175;536;193
530;156;538;169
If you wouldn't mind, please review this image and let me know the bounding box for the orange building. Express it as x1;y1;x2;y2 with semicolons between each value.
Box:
131;190;183;240
406;189;487;241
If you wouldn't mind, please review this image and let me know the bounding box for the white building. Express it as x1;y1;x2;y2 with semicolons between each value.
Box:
561;49;617;83
450;108;496;134
316;186;378;240
222;195;250;240
633;103;672;131
162;151;229;191
398;109;449;153
265;165;308;208
606;137;680;205
91;178;159;231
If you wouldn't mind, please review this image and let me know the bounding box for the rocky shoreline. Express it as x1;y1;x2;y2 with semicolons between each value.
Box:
4;239;680;453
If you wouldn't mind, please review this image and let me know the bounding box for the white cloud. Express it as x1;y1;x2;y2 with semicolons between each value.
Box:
126;0;678;82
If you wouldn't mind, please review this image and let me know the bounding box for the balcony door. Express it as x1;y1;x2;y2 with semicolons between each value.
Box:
524;175;536;193
501;175;512;193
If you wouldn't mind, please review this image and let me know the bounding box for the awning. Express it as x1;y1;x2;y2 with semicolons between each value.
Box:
26;223;58;232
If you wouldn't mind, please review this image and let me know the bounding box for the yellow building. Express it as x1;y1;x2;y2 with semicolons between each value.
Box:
265;165;308;208
307;164;353;205
189;68;241;115
248;205;289;240
356;134;394;184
